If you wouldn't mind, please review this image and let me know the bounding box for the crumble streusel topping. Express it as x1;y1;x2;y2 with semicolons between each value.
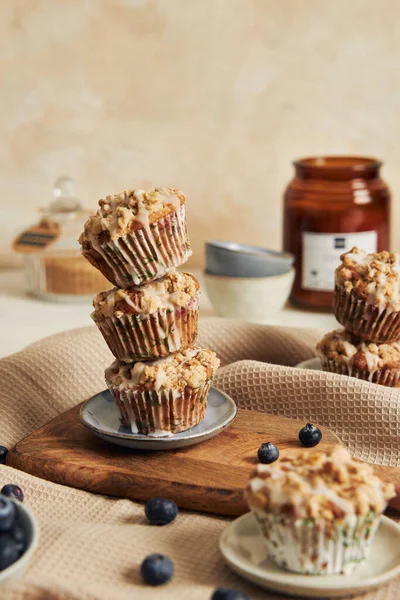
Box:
93;271;199;317
335;247;400;311
79;187;185;247
245;447;395;520
106;348;220;392
316;328;400;371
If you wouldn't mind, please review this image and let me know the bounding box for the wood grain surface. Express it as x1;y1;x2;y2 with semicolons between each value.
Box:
7;406;400;515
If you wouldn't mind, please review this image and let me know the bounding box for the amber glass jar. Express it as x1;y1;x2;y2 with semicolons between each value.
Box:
283;156;391;309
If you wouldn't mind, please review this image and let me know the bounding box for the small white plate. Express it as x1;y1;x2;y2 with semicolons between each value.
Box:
220;512;400;598
296;357;322;371
80;387;237;450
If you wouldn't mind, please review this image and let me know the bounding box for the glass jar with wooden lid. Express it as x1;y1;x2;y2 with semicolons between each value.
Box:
283;156;391;310
13;177;110;302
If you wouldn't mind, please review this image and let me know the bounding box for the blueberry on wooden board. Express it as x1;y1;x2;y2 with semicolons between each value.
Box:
145;497;178;525
140;553;174;586
257;442;279;464
299;423;322;447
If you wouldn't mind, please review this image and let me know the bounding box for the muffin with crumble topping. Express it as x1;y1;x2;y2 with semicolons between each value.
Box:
92;270;200;361
245;447;395;575
316;328;400;387
105;348;220;435
335;247;400;343
79;187;192;288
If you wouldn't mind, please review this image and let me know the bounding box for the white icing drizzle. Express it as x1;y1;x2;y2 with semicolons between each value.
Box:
341;249;400;313
97;273;196;317
248;455;389;518
85;188;183;280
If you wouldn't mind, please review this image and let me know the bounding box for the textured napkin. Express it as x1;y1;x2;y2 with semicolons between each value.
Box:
0;317;399;599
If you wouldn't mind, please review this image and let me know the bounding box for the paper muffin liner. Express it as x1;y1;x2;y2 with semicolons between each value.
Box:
83;205;192;288
320;357;400;387
93;295;199;361
253;510;380;575
108;379;212;436
334;285;400;343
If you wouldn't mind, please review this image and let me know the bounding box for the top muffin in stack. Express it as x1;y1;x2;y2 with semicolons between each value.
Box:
80;187;219;434
317;247;400;387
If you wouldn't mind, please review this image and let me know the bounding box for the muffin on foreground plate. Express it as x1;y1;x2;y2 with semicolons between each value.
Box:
245;447;395;575
335;247;400;343
316;328;400;387
79;187;192;288
105;348;220;435
92;270;200;361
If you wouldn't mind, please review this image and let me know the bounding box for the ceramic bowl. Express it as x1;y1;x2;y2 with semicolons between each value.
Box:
0;500;39;584
205;241;294;278
203;268;295;322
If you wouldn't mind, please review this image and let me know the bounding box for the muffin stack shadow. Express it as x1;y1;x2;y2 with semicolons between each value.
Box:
317;247;400;387
79;187;219;435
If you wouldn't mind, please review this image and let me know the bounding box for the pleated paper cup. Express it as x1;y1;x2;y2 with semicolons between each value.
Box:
334;285;400;343
93;294;199;361
83;205;192;288
108;379;212;436
252;510;380;575
320;357;400;387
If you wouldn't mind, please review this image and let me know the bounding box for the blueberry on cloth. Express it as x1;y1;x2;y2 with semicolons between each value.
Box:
0;497;16;533
140;553;174;586
298;423;322;447
0;533;19;570
145;497;178;525
211;588;249;600
1;484;24;503
257;442;279;464
0;446;8;465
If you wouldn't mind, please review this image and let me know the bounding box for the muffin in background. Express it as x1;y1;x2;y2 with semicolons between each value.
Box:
335;247;400;343
92;271;200;361
105;348;220;436
245;447;395;575
79;187;192;288
316;328;400;387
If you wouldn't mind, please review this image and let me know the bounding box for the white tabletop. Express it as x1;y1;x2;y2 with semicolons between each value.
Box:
0;269;337;359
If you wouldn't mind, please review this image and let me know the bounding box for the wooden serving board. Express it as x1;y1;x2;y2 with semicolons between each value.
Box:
7;406;400;516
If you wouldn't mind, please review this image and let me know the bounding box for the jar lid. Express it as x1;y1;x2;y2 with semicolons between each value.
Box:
13;177;91;254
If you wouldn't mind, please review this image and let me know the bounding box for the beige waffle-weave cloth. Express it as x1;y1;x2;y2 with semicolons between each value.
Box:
0;317;399;599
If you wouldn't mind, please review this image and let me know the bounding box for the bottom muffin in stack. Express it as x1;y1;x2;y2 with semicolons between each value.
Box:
316;328;400;387
106;348;220;435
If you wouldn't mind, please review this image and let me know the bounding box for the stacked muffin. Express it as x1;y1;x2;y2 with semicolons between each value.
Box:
317;247;400;387
79;187;220;435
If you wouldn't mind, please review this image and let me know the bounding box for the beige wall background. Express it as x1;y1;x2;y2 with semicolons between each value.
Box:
1;0;400;268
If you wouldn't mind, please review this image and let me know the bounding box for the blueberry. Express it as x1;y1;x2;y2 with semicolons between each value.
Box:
140;553;174;586
0;447;8;465
299;423;322;447
1;485;24;503
145;497;178;526
0;533;19;570
11;513;26;554
0;497;16;533
257;442;279;464
211;588;249;600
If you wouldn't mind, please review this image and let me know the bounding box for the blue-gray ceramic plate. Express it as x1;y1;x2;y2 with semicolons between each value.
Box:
80;387;237;450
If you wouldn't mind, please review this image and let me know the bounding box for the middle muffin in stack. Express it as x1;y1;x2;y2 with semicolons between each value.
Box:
317;247;400;387
80;187;220;435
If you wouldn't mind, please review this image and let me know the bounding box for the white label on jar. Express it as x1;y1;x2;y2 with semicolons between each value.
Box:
302;231;378;291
